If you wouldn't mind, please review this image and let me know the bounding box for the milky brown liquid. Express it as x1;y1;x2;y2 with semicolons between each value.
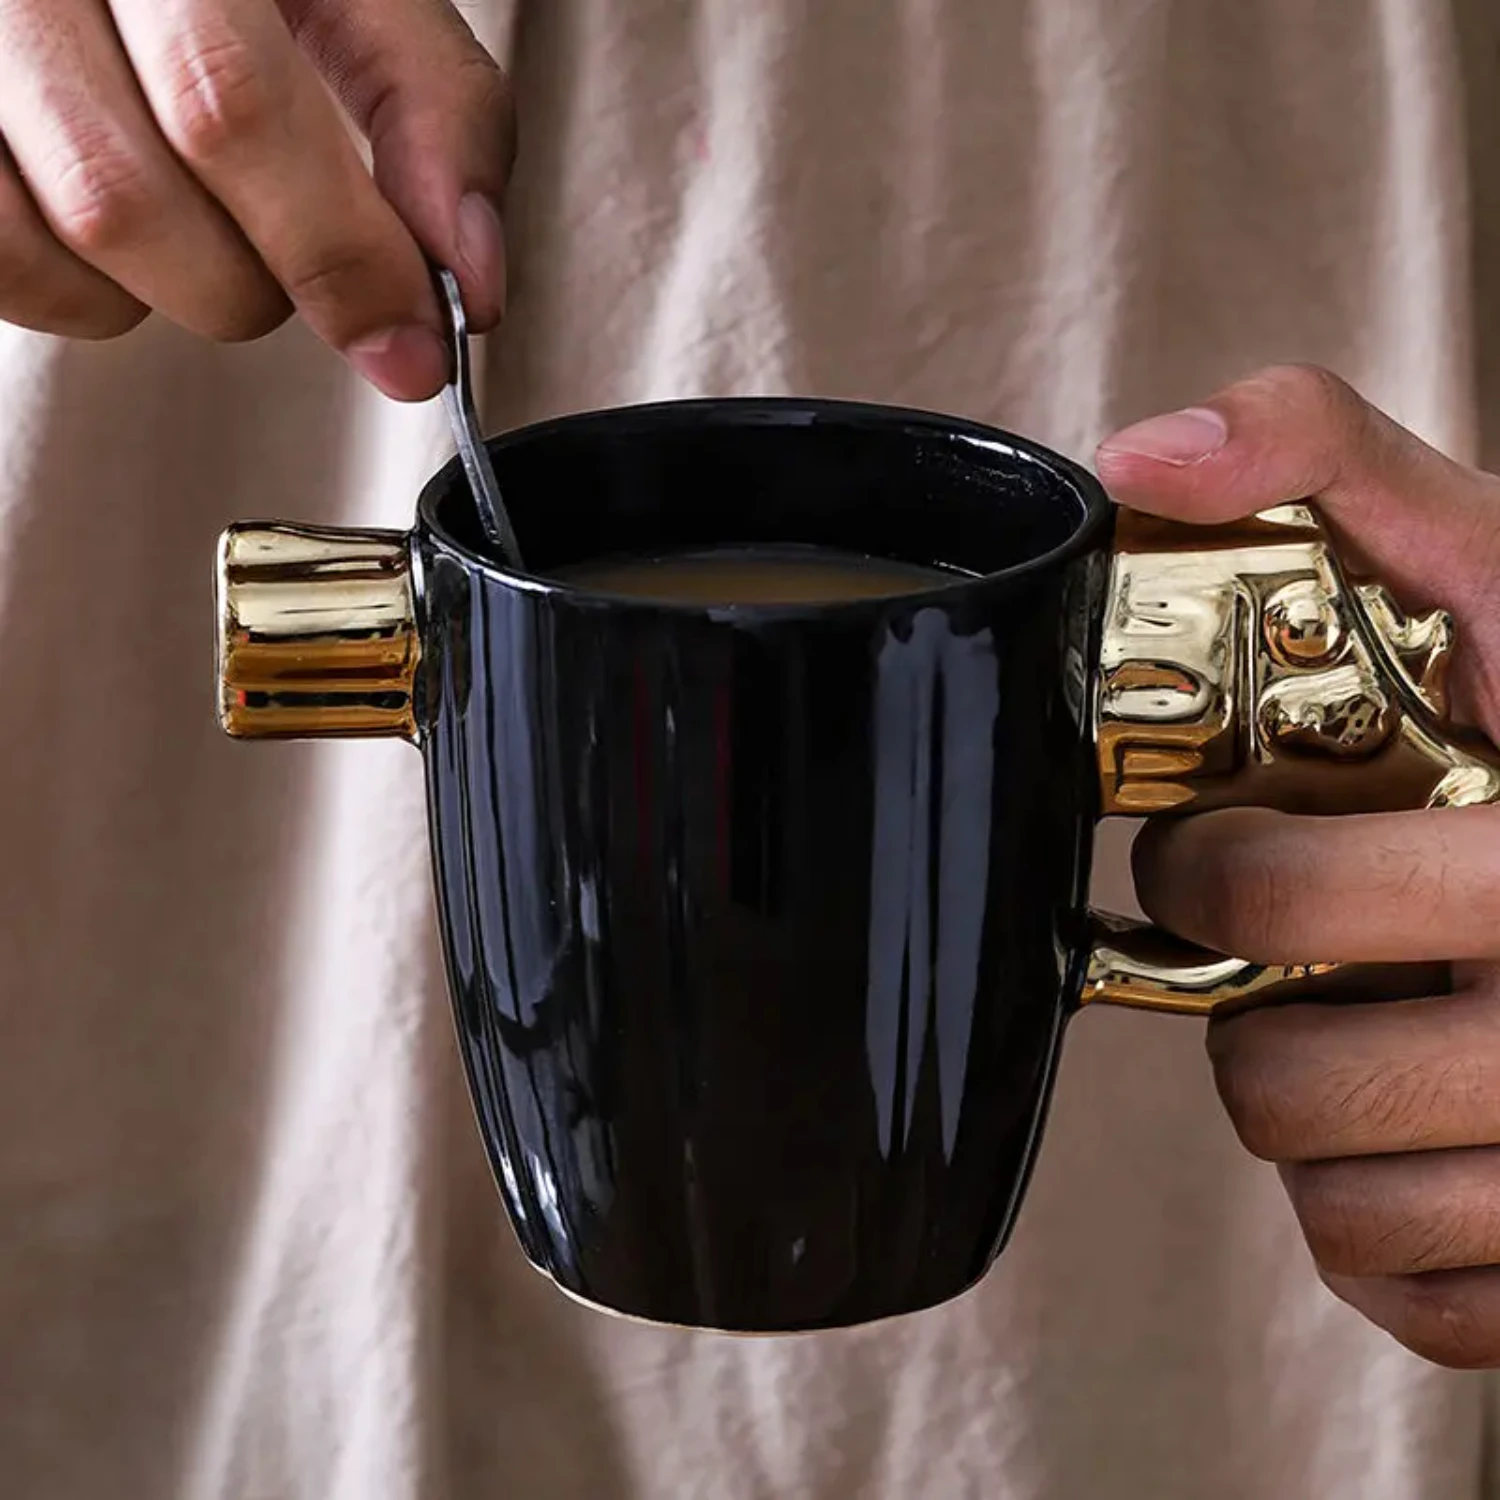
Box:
553;545;969;605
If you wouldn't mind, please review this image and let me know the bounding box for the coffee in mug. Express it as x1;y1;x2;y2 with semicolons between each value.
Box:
553;544;969;605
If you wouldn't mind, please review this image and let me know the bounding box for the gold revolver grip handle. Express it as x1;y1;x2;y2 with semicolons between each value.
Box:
1086;504;1500;1016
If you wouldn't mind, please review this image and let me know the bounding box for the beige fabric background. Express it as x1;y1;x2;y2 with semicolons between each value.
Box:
3;1;1500;1495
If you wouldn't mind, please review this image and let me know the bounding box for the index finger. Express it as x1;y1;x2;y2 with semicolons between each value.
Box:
108;0;447;398
1134;803;1500;965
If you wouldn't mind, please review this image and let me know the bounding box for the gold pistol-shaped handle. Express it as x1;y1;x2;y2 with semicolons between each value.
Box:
1086;503;1500;1015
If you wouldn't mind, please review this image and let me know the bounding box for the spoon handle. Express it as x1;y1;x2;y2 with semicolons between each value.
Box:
434;266;525;569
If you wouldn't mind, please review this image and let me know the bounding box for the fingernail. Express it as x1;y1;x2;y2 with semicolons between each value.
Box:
1099;407;1229;467
456;193;507;322
346;325;450;401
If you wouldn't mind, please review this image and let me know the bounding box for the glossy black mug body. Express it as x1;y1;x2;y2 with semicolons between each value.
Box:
412;401;1114;1331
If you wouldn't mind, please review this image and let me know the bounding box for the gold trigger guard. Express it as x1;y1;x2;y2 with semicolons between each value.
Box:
1082;504;1500;1017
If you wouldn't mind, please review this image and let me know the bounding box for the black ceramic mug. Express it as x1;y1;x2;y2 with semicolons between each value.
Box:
215;399;1500;1332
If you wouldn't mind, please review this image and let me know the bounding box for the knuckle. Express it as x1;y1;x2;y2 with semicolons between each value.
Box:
158;32;278;164
1281;361;1358;411
41;128;159;257
363;51;516;186
453;50;513;117
1391;1277;1500;1369
462;57;518;174
1260;362;1365;433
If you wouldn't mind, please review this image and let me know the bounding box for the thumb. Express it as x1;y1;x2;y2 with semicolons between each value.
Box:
1095;364;1500;728
285;0;515;330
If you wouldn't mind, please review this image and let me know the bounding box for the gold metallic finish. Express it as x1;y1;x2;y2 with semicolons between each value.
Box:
1097;504;1500;817
1262;578;1343;667
1258;662;1394;758
1088;504;1500;1015
215;523;421;740
211;503;1500;1017
1081;913;1340;1017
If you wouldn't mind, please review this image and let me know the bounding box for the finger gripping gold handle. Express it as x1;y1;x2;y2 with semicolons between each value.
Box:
1083;913;1340;1017
215;523;421;741
1087;504;1500;1015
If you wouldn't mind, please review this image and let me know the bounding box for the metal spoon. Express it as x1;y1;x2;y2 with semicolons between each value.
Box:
434;266;525;569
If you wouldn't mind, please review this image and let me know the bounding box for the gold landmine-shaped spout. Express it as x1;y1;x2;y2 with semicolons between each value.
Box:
215;524;420;740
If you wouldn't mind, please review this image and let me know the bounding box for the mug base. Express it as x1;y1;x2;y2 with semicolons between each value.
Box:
535;1256;989;1338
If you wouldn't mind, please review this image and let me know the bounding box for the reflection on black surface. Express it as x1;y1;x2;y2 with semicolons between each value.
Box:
418;401;1110;1331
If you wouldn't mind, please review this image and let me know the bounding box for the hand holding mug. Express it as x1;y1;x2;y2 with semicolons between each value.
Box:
0;0;511;399
1101;364;1500;1369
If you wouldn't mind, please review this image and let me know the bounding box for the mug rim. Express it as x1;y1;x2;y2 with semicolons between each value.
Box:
415;396;1115;617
